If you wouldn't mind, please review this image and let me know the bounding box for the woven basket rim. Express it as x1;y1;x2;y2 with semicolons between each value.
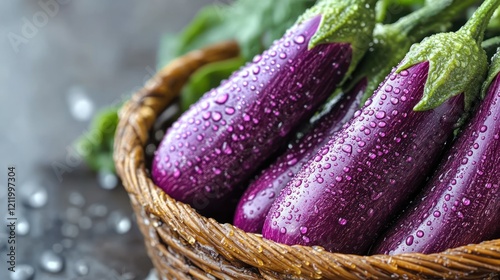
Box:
114;40;500;279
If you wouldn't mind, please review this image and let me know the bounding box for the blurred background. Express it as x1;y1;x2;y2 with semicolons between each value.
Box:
0;1;216;279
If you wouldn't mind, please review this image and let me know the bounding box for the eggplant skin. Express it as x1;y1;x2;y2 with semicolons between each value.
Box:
234;79;366;233
372;75;500;255
262;61;465;254
152;15;352;212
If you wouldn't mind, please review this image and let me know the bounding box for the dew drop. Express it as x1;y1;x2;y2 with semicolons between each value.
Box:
39;251;64;273
252;66;261;75
225;107;235;115
300;226;308;234
375;111;386;119
215;94;229;104
21;181;48;208
10;264;35;280
405;235;414;246
294;35;306;44
212;111;222;122
74;260;89;276
202;111;211;120
462;197;470;206
342;144;352;154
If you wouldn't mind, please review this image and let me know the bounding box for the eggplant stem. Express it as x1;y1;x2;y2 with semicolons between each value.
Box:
459;0;500;44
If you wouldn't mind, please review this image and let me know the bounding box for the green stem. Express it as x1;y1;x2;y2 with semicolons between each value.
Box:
482;35;500;49
459;0;500;44
376;0;390;22
393;0;478;42
300;0;378;79
482;36;500;58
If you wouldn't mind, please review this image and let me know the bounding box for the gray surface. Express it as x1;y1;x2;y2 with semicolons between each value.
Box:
0;1;217;279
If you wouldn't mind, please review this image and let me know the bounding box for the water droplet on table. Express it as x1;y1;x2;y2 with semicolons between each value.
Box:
97;171;118;190
78;216;93;230
65;207;83;223
87;204;108;218
121;272;136;280
66;86;94;122
21;181;48;208
74;260;89;276
39;250;64;273
10;264;35;280
109;211;132;234
144;269;158;280
68;191;85;207
16;217;30;236
61;223;79;238
61;239;73;249
52;243;64;253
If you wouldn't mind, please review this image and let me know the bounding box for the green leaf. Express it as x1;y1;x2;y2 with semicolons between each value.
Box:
181;56;246;111
75;106;119;172
157;5;228;68
158;0;314;65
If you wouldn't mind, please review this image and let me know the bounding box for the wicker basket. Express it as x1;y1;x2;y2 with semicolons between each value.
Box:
114;41;500;280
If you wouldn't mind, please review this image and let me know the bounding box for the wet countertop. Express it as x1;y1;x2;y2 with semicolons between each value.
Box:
0;1;217;279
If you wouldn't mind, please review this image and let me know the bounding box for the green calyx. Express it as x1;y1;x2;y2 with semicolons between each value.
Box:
298;0;377;78
350;0;478;105
481;48;500;97
397;32;487;111
395;0;500;112
353;24;412;104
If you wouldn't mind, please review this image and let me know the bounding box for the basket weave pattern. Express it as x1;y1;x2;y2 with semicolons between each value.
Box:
114;41;500;279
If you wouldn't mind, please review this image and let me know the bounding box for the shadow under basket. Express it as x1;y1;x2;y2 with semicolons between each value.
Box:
114;41;500;280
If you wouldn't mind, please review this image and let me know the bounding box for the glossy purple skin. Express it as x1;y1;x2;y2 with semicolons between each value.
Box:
152;15;352;212
372;75;500;255
262;62;465;254
234;79;367;233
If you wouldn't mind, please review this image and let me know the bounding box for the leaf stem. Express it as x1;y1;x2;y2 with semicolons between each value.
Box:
459;0;500;44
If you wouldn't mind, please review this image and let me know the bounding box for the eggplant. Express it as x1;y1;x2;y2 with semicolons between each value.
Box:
152;0;377;212
233;0;477;234
372;50;500;255
233;80;366;233
262;0;498;254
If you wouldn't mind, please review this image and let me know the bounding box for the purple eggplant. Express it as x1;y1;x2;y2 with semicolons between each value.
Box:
152;0;377;212
233;0;476;234
372;52;500;255
262;0;498;254
233;80;366;233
